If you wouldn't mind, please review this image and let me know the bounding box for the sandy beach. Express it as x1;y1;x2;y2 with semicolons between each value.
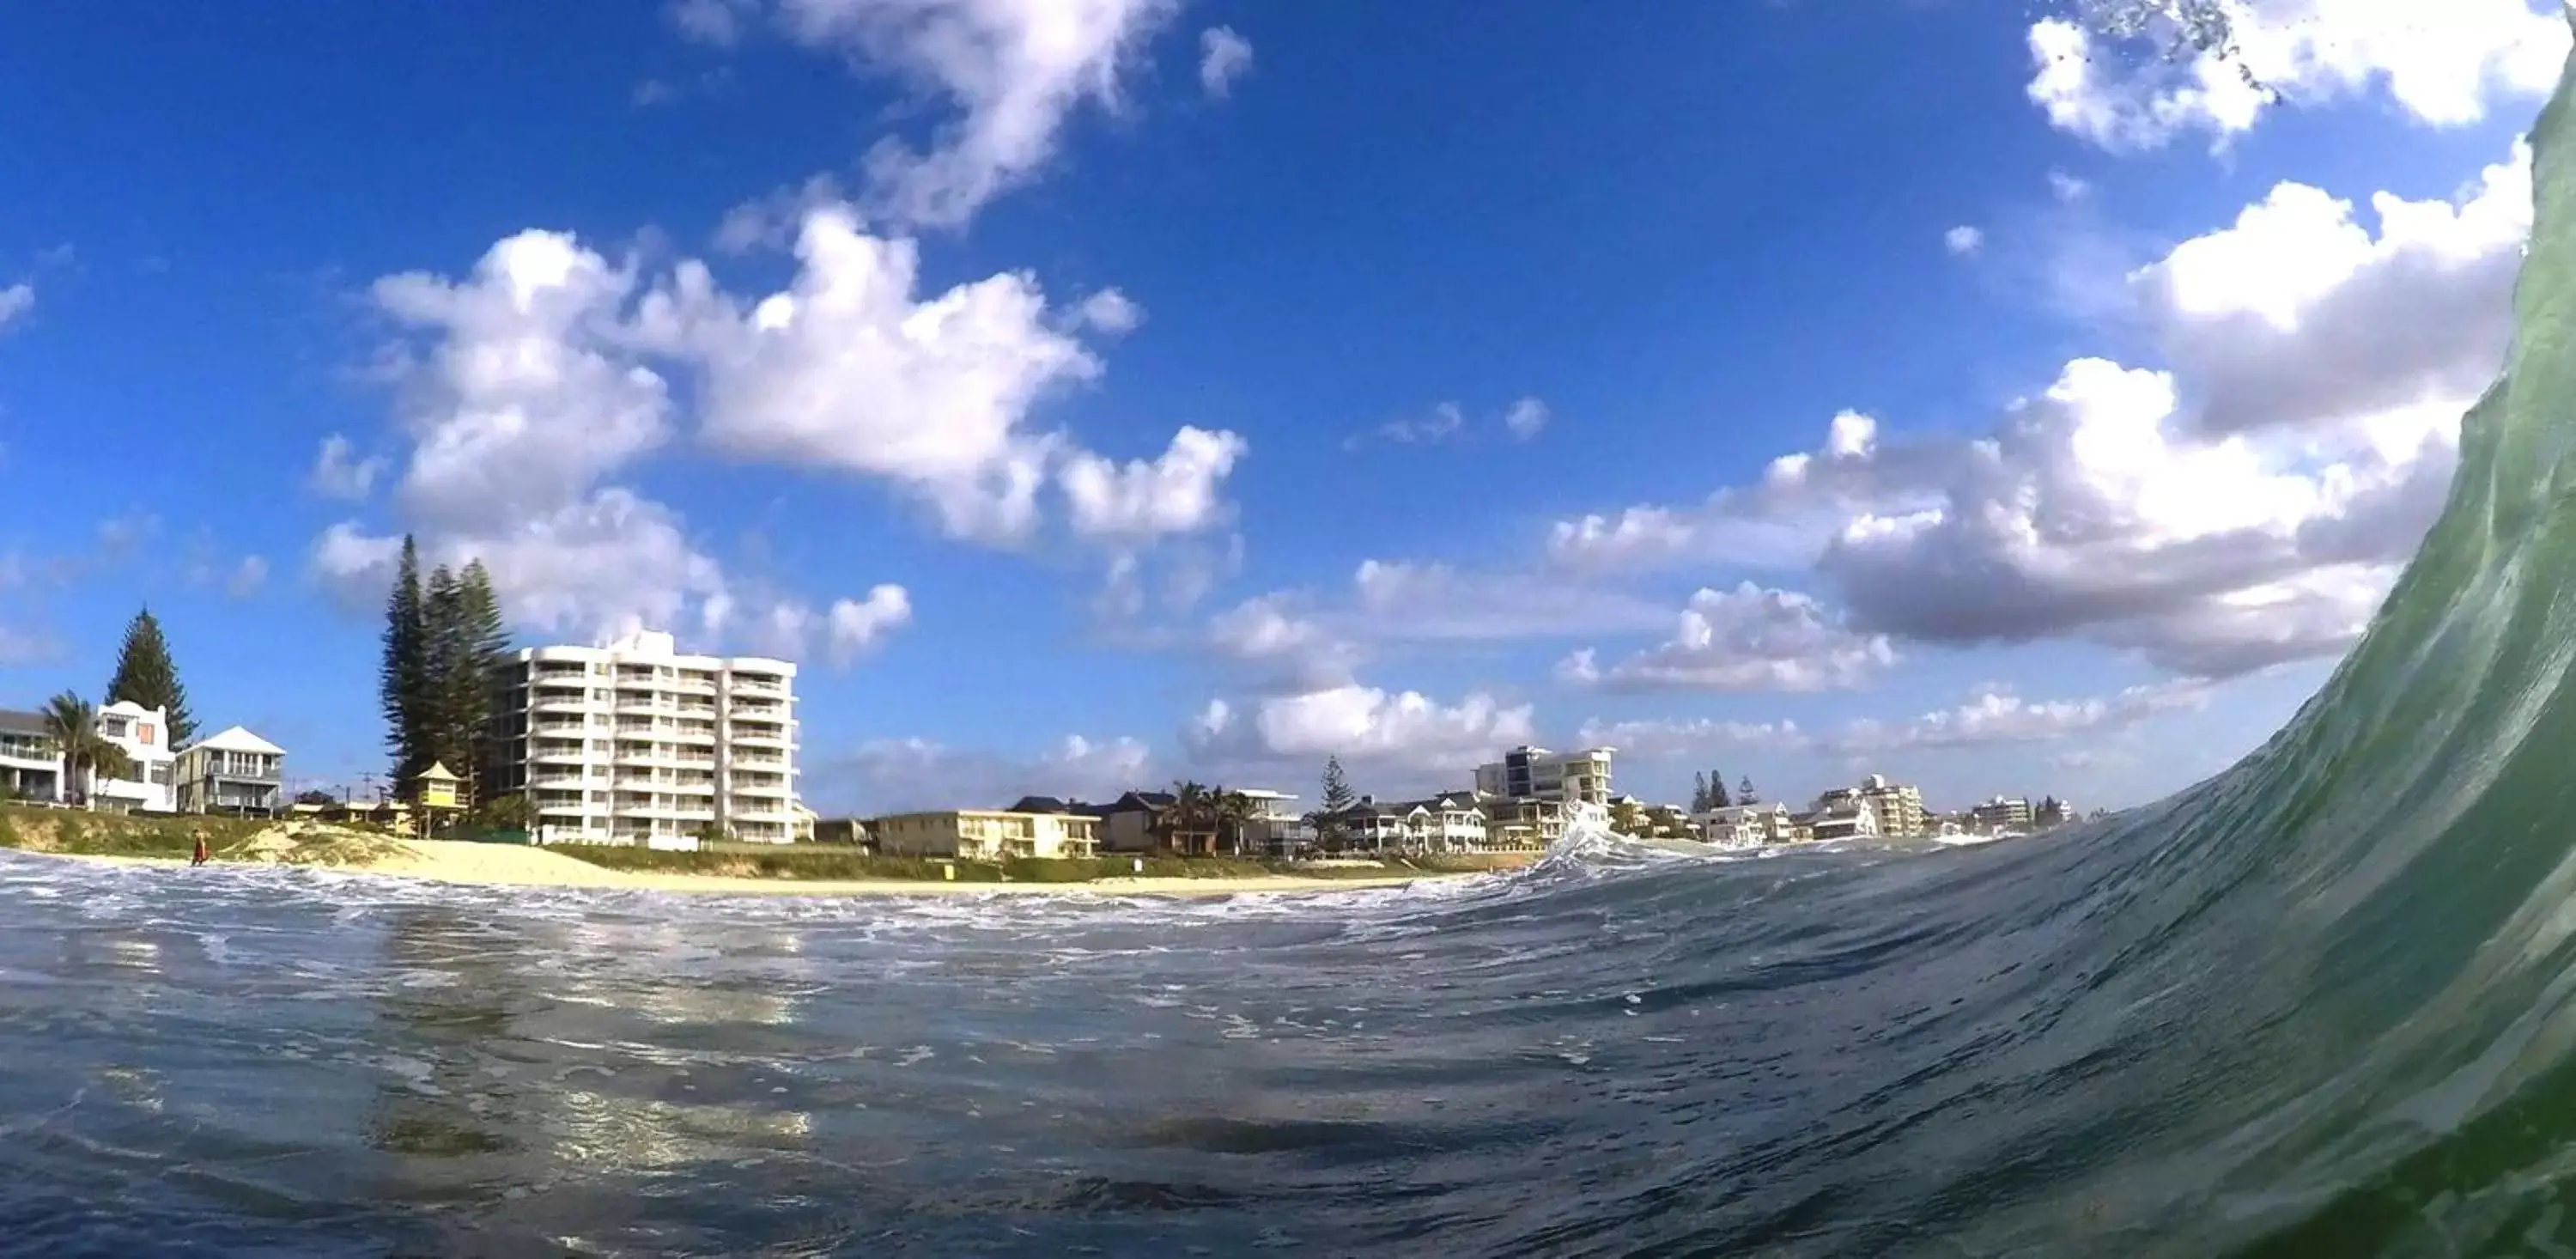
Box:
33;835;1479;898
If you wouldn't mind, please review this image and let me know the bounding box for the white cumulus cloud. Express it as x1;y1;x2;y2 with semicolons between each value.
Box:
1557;582;1895;694
826;584;914;662
2027;1;2568;151
776;0;1181;229
1199;25;1254;99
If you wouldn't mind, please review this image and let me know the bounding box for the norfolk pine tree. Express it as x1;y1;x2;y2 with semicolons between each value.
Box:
104;605;196;745
379;536;431;782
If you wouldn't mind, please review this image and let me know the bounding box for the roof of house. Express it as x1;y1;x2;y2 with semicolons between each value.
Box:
416;761;460;782
1006;795;1109;817
0;709;48;738
1104;790;1175;812
184;726;284;756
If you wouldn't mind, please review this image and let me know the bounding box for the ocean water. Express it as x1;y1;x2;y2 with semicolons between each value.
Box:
19;6;2576;1256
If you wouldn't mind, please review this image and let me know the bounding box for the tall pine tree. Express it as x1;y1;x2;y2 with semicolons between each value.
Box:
422;564;471;787
1737;775;1759;806
1311;754;1357;853
379;536;431;782
450;561;511;802
105;605;196;745
1711;771;1733;809
1692;771;1709;812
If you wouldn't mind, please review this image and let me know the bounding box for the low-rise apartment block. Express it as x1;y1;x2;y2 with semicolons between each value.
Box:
1474;745;1614;826
490;630;801;845
1971;796;2035;834
0;709;60;802
174;727;284;816
874;809;1101;861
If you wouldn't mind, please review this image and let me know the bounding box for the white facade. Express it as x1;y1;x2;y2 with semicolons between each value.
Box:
91;701;176;812
1415;793;1491;851
1234;788;1315;855
1696;802;1792;848
491;630;802;845
175;726;286;815
1473;745;1614;831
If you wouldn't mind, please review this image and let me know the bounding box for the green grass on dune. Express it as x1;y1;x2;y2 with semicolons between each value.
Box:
0;804;264;859
545;843;1528;883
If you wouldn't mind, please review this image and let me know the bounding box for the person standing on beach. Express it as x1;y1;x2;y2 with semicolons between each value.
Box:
191;833;208;867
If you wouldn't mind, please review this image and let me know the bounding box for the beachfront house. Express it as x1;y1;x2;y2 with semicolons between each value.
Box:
1232;788;1315;856
0;709;61;803
811;817;872;848
1412;791;1490;852
1801;804;1880;843
1695;802;1794;848
173;726;285;817
873;809;1101;861
90;701;176;813
1333;797;1427;853
1098;791;1168;853
1478;794;1564;851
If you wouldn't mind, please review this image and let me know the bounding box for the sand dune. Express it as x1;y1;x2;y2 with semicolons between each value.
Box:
51;823;1469;897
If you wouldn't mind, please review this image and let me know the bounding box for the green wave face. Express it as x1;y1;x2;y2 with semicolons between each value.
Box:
1939;16;2576;1254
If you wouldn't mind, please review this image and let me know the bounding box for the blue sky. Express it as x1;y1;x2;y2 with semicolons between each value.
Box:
0;1;2560;815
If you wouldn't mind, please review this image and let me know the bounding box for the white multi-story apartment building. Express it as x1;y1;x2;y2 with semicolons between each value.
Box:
1473;745;1615;828
1820;774;1925;840
489;630;802;845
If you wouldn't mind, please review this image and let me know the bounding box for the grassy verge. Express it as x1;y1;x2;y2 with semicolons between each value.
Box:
0;804;264;860
544;843;1528;884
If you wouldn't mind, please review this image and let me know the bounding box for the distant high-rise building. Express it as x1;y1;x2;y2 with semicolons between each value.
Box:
489;630;800;845
1473;745;1614;808
1971;795;2034;834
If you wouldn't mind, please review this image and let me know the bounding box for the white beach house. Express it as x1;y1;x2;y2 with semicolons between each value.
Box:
174;726;286;816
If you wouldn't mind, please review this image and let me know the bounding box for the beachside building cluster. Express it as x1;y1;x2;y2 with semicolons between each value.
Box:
836;744;1623;861
1;700;286;818
3;614;2098;860
1660;775;2088;849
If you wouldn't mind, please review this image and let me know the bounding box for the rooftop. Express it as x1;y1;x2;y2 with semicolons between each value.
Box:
183;725;284;756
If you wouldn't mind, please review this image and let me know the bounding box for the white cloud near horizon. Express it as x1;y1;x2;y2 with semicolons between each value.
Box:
1546;137;2527;679
1557;582;1896;694
818;732;1153;813
1184;680;1536;794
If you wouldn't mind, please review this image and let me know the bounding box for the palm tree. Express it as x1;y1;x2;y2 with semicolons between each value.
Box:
1157;781;1218;856
1212;788;1255;857
41;691;131;810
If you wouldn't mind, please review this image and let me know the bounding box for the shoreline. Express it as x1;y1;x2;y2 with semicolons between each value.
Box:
16;842;1489;899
